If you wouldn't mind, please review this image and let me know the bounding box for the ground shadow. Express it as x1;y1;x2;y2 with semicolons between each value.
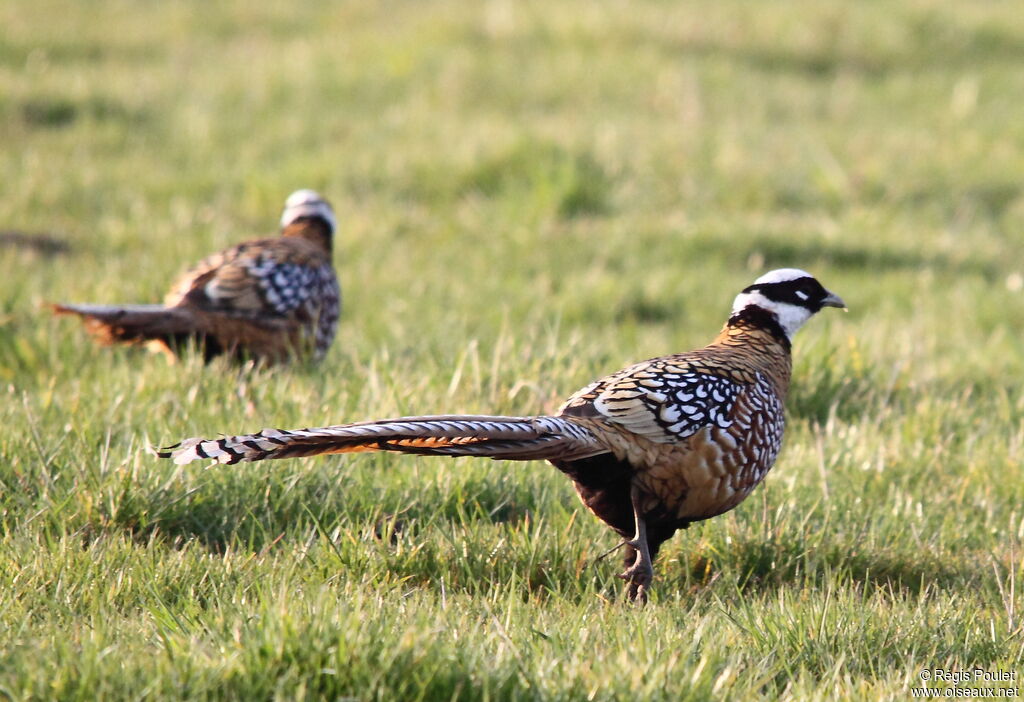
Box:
116;469;542;555
665;537;974;597
0;230;71;256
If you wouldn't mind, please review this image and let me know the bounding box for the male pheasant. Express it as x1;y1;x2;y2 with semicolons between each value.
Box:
158;269;844;599
53;189;340;363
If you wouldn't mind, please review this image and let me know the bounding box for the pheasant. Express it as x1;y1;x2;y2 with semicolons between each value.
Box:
158;269;844;600
53;189;340;363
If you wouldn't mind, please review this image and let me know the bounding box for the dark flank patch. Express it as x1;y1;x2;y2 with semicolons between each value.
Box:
552;452;693;565
551;452;636;537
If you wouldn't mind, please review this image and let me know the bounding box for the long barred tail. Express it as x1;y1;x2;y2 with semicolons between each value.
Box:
156;415;606;466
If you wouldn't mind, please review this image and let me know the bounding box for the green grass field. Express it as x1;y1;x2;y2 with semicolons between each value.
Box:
3;0;1024;699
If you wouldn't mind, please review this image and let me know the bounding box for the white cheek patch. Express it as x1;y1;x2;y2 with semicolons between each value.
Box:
731;290;813;339
770;302;813;338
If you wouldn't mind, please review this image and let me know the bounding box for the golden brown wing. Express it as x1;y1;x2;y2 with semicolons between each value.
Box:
166;238;334;317
558;354;750;445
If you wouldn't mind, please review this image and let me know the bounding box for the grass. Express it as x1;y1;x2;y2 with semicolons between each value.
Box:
2;0;1024;699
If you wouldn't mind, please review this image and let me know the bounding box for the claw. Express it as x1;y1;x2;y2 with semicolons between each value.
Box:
616;485;654;604
617;545;653;603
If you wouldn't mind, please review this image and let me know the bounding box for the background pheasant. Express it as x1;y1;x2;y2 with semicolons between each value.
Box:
53;189;340;363
159;269;844;600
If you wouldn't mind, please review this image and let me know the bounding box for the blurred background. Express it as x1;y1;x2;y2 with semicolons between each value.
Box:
4;0;1023;386
2;2;1024;698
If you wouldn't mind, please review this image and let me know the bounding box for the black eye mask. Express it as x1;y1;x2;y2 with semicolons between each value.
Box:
741;277;831;312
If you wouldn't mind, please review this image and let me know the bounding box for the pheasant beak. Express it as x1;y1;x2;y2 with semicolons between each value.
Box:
821;291;846;310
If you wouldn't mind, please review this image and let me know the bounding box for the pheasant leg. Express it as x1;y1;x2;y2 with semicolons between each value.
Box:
616;486;654;602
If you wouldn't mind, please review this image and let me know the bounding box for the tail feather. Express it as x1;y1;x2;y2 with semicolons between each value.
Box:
51;302;199;346
52;302;297;361
156;415;606;466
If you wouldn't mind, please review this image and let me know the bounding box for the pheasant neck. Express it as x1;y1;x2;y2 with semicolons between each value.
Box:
711;306;793;396
721;305;791;351
282;217;333;254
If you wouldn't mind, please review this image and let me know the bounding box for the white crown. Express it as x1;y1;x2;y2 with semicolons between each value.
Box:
281;189;336;233
750;268;814;286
